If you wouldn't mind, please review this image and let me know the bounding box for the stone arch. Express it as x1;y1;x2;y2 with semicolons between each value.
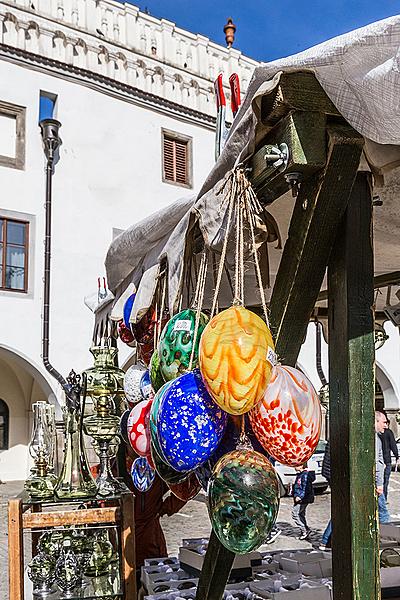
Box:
0;344;58;481
3;12;18;26
376;361;398;411
53;29;67;45
74;38;88;54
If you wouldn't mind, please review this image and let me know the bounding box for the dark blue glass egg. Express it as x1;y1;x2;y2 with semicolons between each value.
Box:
157;369;227;472
123;293;136;329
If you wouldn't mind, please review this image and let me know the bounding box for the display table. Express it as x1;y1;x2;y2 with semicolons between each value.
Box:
8;491;135;600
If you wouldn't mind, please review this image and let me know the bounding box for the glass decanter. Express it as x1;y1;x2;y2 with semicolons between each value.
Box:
54;538;81;597
27;552;56;595
84;530;113;577
54;372;97;499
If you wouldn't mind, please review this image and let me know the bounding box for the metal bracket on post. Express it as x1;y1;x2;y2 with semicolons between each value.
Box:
264;143;289;172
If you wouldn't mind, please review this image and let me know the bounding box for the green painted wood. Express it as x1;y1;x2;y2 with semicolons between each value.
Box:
261;71;340;127
195;530;235;600
328;172;379;600
270;124;364;365
250;111;327;203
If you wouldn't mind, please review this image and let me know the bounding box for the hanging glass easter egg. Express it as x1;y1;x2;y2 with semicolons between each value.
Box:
150;432;189;485
159;309;209;381
140;370;153;400
118;321;135;346
119;409;131;446
169;473;201;501
123;293;136;329
150;351;165;392
208;449;279;554
199;306;275;415
157;370;227;472
249;365;322;467
131;456;155;492
149;380;173;441
127;398;152;457
124;364;146;406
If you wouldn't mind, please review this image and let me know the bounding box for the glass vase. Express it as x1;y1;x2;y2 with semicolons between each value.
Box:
55;408;97;499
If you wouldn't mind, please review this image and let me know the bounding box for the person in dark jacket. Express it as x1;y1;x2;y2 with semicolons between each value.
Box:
379;413;399;500
319;441;332;550
291;463;315;540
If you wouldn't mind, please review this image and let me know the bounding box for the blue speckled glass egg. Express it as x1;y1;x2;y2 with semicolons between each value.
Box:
149;381;173;441
158;309;209;381
140;370;153;400
150;433;189;485
131;456;155;492
157;369;227;472
208;449;280;553
123;293;136;329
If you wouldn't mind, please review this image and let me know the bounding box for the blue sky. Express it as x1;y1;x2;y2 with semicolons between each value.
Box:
121;1;398;62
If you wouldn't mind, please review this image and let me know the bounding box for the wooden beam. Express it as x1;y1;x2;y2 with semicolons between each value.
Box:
269;124;364;365
195;530;235;600
250;111;327;203
23;506;120;528
8;499;23;600
318;271;400;302
261;71;340;127
328;173;379;600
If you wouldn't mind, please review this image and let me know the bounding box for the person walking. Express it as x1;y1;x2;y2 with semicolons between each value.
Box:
291;463;315;540
379;413;399;500
376;411;391;523
319;441;332;551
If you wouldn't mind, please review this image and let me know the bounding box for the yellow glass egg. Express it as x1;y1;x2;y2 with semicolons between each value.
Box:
199;306;275;415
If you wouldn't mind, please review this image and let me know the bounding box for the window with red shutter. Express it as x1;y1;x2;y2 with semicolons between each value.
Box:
162;130;192;188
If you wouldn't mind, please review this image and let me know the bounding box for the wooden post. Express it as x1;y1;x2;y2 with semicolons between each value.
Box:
328;172;379;600
195;531;235;600
8;498;23;600
121;492;137;599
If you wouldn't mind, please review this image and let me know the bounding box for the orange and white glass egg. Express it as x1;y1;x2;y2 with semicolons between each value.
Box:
199;306;275;415
249;365;321;466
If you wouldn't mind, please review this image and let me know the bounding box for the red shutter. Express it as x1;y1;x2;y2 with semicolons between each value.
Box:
163;136;188;185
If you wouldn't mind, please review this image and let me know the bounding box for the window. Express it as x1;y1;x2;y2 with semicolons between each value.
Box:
0;400;9;450
0;101;25;170
162;129;192;188
0;218;29;292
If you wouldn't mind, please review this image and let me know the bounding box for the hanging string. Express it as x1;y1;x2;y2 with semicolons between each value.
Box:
240;170;271;328
153;301;158;351
188;251;208;371
210;173;237;318
156;271;167;346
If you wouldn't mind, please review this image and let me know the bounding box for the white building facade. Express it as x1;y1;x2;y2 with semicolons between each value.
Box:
0;0;398;481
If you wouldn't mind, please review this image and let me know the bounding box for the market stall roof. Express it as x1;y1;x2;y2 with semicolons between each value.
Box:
100;15;400;327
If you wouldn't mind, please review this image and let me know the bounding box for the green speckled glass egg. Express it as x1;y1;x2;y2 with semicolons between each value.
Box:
150;350;165;392
158;309;209;381
208;449;279;554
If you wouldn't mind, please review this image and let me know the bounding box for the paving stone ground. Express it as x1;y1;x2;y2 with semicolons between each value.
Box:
2;474;400;598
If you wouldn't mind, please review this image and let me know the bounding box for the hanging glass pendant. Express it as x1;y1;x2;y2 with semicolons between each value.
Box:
55;540;80;594
127;398;152;457
27;552;55;595
249;365;322;466
124;363;146;407
131;456;155;492
199;306;275;415
157;370;227;472
84;346;127;416
208;449;279;553
140;370;153;400
159;309;209;381
150;350;165;392
169;473;201;501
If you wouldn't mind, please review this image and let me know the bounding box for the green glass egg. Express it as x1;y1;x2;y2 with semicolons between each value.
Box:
158;309;209;381
150;350;165;392
208;449;280;554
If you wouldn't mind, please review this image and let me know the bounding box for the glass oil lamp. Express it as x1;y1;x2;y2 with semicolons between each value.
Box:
83;345;128;496
25;402;57;499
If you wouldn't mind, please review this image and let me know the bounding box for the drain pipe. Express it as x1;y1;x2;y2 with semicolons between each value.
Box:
39;119;68;393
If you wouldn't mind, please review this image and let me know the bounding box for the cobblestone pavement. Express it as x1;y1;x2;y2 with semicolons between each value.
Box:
2;474;400;598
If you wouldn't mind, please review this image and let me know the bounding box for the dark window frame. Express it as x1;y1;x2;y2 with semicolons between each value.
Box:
161;128;193;189
0;217;29;293
0;101;26;170
0;399;9;451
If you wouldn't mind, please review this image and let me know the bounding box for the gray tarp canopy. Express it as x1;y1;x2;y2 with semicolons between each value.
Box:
99;15;400;328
